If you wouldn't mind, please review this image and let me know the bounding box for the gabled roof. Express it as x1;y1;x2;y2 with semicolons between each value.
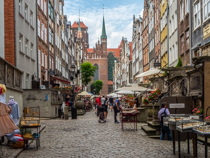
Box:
71;21;88;28
87;48;93;53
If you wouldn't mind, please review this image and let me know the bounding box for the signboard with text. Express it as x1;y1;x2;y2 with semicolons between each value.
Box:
169;103;185;108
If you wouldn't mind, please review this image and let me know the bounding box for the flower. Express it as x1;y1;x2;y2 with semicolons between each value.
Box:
194;108;197;110
206;117;209;119
197;111;200;114
192;110;194;112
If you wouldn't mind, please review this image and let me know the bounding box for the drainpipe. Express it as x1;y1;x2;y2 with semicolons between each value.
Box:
167;3;169;67
189;0;192;65
36;0;39;81
14;0;17;67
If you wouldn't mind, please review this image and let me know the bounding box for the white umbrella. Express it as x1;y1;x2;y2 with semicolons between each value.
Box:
136;68;163;78
115;85;153;92
107;93;122;98
77;91;93;96
116;90;139;94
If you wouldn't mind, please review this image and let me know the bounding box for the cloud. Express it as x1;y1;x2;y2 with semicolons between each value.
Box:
64;2;143;48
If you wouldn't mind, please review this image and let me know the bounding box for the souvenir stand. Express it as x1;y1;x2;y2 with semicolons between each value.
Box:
21;107;40;149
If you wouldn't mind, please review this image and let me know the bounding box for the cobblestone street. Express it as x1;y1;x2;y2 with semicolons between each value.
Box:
15;110;209;158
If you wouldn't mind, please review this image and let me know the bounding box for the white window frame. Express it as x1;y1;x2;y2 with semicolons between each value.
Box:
19;0;22;14
203;0;210;22
45;28;47;43
185;0;189;15
25;4;28;21
41;0;43;11
42;53;44;67
180;1;184;21
19;34;23;53
30;43;33;58
194;1;201;29
25;38;29;56
38;19;40;37
30;11;33;26
162;0;164;6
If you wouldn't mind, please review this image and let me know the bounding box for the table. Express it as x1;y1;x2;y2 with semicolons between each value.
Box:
193;129;210;158
21;125;40;150
120;110;137;131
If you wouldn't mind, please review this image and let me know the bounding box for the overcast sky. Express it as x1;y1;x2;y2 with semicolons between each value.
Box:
64;0;144;48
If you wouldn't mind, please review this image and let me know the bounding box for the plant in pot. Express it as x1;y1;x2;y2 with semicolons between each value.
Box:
152;91;157;98
192;108;203;115
143;98;149;105
148;95;153;102
156;89;161;95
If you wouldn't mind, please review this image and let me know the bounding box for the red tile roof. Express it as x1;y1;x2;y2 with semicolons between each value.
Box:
107;48;120;58
108;80;113;85
71;21;88;28
87;48;93;53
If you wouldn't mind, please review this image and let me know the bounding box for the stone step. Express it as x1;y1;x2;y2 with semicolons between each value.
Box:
141;125;156;136
148;135;160;139
147;121;160;127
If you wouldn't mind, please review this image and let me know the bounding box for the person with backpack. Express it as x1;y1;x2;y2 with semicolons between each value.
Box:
158;102;172;140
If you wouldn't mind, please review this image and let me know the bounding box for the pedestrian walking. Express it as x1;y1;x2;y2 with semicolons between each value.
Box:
96;96;101;116
109;96;114;112
158;102;172;140
114;98;121;123
101;96;106;106
104;97;108;119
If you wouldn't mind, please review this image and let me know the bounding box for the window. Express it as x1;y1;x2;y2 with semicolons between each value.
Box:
19;0;22;14
25;38;29;56
30;43;33;58
44;1;46;15
45;55;47;68
38;50;41;78
185;0;189;14
30;11;33;26
37;0;40;5
38;19;40;37
19;34;23;52
42;53;44;67
186;29;189;46
162;0;164;6
59;3;62;15
194;1;201;29
180;1;184;21
203;0;210;21
45;28;47;43
49;56;51;69
41;0;43;11
41;24;44;40
25;4;28;21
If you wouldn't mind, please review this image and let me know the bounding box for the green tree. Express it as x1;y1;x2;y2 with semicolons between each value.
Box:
94;80;103;95
90;82;96;94
176;56;183;67
81;62;97;91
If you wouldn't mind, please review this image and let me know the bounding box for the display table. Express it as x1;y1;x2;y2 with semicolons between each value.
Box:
21;125;40;150
193;129;210;158
120;110;137;131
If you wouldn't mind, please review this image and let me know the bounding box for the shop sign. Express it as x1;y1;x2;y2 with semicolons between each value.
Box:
169;103;185;108
154;62;161;67
203;23;210;40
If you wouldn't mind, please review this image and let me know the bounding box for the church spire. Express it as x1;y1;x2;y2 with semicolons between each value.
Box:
101;5;107;39
77;9;82;39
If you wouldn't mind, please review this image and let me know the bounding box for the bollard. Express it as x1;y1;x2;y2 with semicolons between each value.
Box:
64;106;69;120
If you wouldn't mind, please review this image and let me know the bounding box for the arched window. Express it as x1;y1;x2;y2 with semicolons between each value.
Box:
93;64;99;81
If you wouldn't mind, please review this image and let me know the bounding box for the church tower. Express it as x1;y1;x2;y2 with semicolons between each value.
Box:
101;16;107;58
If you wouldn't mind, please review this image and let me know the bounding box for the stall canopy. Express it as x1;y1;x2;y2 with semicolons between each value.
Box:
78;91;93;96
115;85;153;92
135;68;163;78
116;90;139;94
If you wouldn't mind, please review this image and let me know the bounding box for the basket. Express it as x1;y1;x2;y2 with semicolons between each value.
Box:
12;141;24;148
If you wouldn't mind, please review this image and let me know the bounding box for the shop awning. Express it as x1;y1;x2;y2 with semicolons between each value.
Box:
115;85;153;92
136;68;163;78
51;76;71;84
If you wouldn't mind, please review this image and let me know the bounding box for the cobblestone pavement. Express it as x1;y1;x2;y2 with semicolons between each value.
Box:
14;110;210;158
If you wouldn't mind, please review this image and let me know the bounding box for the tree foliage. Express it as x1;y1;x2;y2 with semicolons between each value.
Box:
91;80;103;95
176;56;183;67
81;62;97;86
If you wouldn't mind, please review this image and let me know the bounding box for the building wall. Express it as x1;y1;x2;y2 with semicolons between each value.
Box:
86;58;108;95
15;0;37;89
154;0;160;64
178;0;190;65
0;1;4;59
168;0;178;67
4;0;15;66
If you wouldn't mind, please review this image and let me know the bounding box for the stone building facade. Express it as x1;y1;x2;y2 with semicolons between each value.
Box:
168;0;178;67
178;0;190;65
191;0;210;59
15;0;37;89
143;0;149;83
37;0;49;84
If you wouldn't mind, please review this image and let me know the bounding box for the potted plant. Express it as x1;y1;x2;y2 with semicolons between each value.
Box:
148;95;153;102
192;108;203;115
143;98;149;105
152;91;157;98
156;89;161;95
